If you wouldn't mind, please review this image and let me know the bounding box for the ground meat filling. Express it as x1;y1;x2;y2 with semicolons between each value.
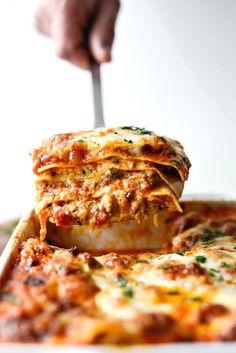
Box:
36;168;176;228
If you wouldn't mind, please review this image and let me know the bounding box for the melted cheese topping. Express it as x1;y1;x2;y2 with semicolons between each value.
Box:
32;127;190;180
0;203;236;344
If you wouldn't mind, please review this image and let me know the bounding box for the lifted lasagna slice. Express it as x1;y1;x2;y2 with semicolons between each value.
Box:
31;126;191;238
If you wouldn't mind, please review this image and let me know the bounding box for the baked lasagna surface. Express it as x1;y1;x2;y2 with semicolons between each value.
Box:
31;127;190;237
0;202;236;344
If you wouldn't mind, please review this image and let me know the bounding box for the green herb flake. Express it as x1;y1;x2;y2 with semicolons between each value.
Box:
202;228;227;243
76;220;82;225
220;261;236;270
121;126;154;135
234;246;236;250
195;255;207;263
77;139;85;143
117;274;127;288
217;275;225;282
161;265;170;270
124;139;133;143
209;268;221;277
210;268;220;274
123;286;134;298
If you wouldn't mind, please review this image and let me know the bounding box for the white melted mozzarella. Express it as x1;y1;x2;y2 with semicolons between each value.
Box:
70;128;156;155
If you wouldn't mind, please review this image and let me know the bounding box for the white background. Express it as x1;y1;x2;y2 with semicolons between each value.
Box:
0;0;235;221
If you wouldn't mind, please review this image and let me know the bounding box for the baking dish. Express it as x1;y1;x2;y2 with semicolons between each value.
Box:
0;195;236;352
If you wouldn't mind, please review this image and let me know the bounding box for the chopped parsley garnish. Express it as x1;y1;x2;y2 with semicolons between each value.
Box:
124;139;133;143
75;220;82;225
221;261;236;270
117;274;127;287
234;246;236;250
217;274;224;282
121;126;154;135
209;268;220;274
161;265;170;270
195;255;207;263
202;228;227;243
77;139;85;142
123;286;134;298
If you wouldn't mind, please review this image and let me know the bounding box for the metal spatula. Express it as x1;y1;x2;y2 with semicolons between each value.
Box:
91;63;105;128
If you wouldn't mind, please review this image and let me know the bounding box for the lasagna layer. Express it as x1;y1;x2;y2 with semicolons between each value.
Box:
0;209;236;343
32;127;191;237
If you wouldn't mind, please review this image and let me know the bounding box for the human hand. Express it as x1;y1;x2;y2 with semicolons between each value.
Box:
35;0;120;69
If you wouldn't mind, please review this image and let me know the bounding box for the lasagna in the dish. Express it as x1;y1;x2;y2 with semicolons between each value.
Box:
0;203;236;343
31;126;190;238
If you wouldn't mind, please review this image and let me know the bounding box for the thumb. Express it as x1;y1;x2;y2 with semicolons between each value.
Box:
89;0;120;63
